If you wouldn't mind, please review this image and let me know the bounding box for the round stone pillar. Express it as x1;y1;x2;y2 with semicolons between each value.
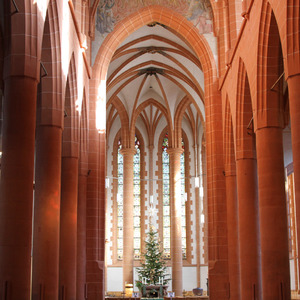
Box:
119;148;136;288
256;127;290;300
236;158;260;300
32;124;62;300
77;171;87;300
195;184;201;287
0;76;37;300
287;74;300;279
225;173;240;300
59;156;79;300
167;148;183;296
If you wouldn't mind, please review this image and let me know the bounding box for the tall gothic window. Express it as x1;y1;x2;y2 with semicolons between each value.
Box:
117;139;123;260
133;136;141;259
181;140;187;259
116;136;141;260
162;132;171;258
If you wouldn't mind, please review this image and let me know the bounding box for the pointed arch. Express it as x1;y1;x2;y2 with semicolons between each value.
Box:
62;53;80;157
80;88;89;163
108;98;130;148
174;96;205;149
91;5;217;137
236;57;255;160
94;5;216;80
223;94;236;176
38;0;63;127
90;1;219;45
130;98;170;148
256;2;285;130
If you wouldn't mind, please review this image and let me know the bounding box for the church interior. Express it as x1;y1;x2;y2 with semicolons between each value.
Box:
0;0;299;299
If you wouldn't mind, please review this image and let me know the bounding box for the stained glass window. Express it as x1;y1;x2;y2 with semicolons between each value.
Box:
117;136;141;260
133;136;141;259
181;139;187;259
162;132;171;258
117;139;123;259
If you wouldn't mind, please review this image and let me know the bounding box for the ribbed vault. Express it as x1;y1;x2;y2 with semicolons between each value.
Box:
106;22;205;147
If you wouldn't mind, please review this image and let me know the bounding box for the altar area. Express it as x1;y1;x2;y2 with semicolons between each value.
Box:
105;290;209;299
105;297;209;300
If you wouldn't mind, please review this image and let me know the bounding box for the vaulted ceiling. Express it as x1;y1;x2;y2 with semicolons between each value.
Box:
106;22;206;146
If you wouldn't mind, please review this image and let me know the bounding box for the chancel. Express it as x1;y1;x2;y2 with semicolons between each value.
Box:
0;0;299;299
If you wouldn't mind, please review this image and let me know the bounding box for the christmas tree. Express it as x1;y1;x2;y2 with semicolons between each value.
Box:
136;226;170;288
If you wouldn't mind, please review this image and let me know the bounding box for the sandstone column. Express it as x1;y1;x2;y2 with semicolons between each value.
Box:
32;124;62;300
205;86;229;300
256;127;290;299
236;158;260;299
0;76;37;300
194;143;202;288
167;147;183;296
120;147;136;288
59;156;79;300
225;173;240;300
77;169;87;300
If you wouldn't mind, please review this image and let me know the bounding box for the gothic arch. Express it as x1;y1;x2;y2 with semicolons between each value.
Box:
62;53;79;157
79;88;89;160
256;1;285;130
130;98;170;148
92;5;217;112
174;96;205;149
90;1;219;45
235;57;255;160
223;94;236;176
107;97;130;148
37;1;63;128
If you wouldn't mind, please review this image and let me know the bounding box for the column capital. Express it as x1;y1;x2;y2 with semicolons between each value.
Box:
255;124;283;133
223;169;236;177
167;147;184;156
119;147;136;156
236;156;256;162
